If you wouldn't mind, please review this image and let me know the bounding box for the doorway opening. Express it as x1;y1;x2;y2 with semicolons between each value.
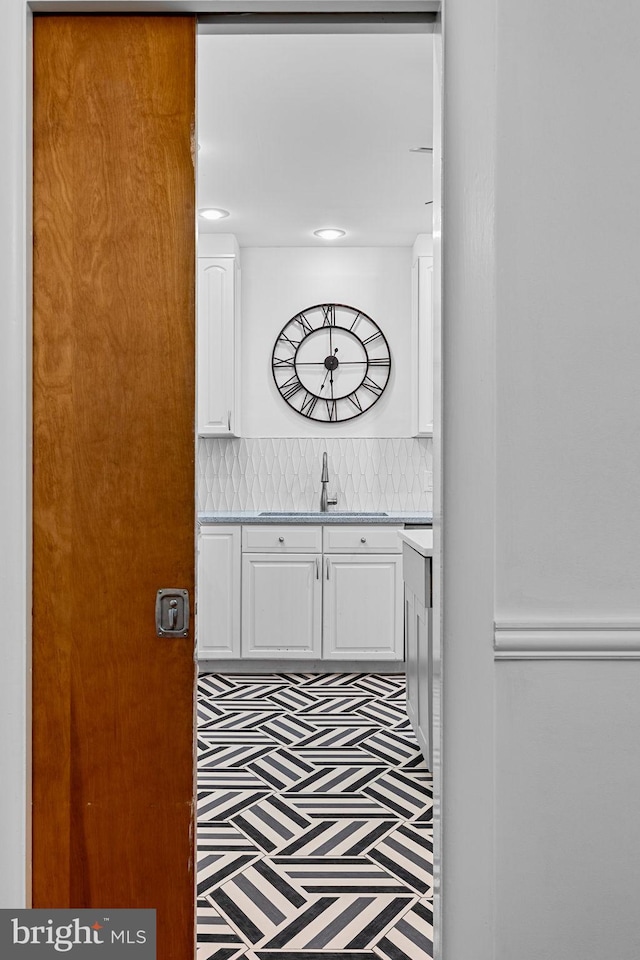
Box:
194;14;441;959
29;9;441;957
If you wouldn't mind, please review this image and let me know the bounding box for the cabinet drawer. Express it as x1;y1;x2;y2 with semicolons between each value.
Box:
242;524;322;553
323;525;403;554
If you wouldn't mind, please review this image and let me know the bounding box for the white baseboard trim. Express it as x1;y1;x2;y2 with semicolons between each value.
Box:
494;620;640;659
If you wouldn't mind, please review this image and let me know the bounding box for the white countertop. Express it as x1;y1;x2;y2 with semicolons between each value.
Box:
399;528;434;557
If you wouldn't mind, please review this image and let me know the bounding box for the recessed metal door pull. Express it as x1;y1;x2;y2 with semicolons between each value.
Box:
156;589;190;637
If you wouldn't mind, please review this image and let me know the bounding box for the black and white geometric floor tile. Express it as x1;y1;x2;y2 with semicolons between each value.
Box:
197;673;433;960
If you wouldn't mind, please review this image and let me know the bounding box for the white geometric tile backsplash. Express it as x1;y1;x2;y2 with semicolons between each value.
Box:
197;437;433;513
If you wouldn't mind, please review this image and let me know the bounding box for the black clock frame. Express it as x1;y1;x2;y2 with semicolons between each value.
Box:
271;302;392;423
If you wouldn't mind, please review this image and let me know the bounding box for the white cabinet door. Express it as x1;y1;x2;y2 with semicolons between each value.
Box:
242;553;322;659
197;526;241;658
417;258;434;436
411;236;434;437
197;256;239;436
405;587;419;728
405;585;431;768
416;598;432;769
323;554;403;660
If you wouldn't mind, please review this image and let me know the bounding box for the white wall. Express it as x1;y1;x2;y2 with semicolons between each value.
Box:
490;3;640;956
240;246;413;437
495;661;640;959
495;4;640;619
442;1;640;959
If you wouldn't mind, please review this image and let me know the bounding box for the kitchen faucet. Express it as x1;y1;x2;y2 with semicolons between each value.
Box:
320;451;338;512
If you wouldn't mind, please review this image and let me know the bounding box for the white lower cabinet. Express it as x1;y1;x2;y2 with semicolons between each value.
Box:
403;538;432;769
323;554;403;660
242;553;322;658
197;526;241;658
405;588;431;767
199;523;407;662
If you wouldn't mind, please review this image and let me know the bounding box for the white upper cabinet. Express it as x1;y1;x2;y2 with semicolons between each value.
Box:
411;234;434;437
197;234;241;437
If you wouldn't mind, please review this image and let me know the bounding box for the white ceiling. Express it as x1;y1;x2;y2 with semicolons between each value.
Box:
197;32;433;246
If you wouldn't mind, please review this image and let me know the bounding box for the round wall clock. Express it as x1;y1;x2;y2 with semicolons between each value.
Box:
271;303;392;422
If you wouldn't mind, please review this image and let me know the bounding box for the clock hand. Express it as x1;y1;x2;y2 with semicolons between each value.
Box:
318;349;340;392
329;373;336;419
317;348;338;381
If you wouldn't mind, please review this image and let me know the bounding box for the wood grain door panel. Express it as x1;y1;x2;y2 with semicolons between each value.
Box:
33;16;196;958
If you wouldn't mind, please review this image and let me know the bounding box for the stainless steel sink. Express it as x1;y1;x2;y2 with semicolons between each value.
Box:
258;511;388;517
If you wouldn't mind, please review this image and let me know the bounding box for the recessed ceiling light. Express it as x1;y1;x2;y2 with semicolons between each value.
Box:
199;208;229;221
313;228;346;240
409;147;433;153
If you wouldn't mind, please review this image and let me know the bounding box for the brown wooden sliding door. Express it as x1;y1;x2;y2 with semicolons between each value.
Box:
33;16;196;958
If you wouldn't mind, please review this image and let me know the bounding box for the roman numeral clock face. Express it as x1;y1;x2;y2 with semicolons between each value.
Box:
272;304;392;422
